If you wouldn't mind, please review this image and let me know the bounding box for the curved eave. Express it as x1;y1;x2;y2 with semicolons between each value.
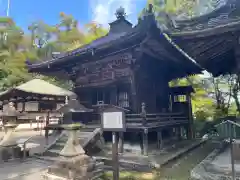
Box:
27;27;143;73
28;12;203;77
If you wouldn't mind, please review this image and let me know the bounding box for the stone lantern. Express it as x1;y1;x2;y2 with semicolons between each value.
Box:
0;102;23;161
43;100;103;180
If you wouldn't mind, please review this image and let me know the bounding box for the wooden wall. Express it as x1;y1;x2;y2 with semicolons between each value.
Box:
134;55;170;113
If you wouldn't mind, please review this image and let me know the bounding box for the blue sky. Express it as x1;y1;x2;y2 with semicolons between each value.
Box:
0;0;147;31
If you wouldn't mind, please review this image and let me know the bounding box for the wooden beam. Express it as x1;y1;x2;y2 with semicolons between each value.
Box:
187;94;194;139
188;38;229;57
197;40;233;60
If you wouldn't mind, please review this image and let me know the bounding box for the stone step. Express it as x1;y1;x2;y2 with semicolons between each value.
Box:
55;142;65;147
58;135;68;141
50;143;64;151
78;131;92;135
43;150;59;157
44;133;91;156
40;128;104;158
47;148;61;154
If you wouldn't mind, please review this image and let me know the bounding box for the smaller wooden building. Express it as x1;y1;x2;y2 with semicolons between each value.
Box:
27;5;202;155
0;79;76;123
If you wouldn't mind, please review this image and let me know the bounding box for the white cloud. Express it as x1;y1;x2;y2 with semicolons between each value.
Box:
89;0;142;27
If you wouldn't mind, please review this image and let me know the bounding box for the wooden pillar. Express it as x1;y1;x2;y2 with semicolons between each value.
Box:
118;132;124;153
110;86;118;105
157;130;163;149
130;69;138;112
172;127;176;139
169;94;173;112
185;125;192;140
45;111;50;145
180;126;186;139
22;102;25;112
187;93;194;139
176;127;181;140
142;128;148;156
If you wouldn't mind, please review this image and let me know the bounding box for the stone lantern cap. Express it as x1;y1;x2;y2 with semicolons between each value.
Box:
46;122;84;130
57;99;93;114
59;123;83;130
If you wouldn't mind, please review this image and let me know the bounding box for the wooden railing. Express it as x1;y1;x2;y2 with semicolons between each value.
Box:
125;112;188;127
82;111;188;128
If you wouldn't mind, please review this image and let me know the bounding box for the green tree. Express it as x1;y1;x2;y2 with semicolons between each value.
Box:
57;12;85;48
0;12;108;91
84;22;107;43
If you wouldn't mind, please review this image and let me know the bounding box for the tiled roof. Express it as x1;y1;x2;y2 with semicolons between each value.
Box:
168;0;240;35
0;79;76;99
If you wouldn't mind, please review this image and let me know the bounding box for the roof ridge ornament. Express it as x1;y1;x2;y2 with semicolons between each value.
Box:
141;3;155;19
147;4;153;14
115;6;126;20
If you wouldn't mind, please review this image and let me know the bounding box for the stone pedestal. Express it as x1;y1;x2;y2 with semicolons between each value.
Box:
43;124;104;180
0;124;18;146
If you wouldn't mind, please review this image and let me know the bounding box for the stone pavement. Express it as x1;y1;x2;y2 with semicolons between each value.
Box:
211;148;240;171
190;146;239;180
0;158;51;180
0;130;59;180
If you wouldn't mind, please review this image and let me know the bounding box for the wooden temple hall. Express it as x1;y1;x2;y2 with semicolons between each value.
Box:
27;5;203;155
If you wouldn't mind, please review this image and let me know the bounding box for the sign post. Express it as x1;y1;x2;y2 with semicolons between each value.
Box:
112;131;119;180
101;106;127;180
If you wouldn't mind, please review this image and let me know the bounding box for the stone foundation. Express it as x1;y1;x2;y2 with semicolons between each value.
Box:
43;155;103;180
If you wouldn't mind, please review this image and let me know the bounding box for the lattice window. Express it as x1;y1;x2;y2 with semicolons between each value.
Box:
39;102;56;111
174;95;187;102
92;90;110;105
25;102;39;111
118;91;129;108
